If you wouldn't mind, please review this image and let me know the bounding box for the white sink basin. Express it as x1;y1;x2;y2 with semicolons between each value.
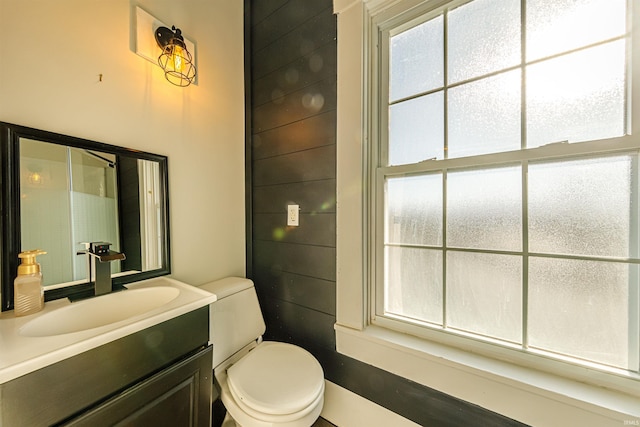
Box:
19;287;180;337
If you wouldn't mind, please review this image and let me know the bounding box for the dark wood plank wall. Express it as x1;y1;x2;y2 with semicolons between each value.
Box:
117;156;141;272
250;0;337;352
247;1;527;426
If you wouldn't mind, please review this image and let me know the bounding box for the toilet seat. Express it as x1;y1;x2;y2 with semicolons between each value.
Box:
226;342;324;422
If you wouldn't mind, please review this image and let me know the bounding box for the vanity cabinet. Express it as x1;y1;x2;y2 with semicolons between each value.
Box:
0;307;212;426
67;345;212;426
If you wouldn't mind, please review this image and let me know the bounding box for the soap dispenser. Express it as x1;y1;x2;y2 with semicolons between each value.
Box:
14;249;47;316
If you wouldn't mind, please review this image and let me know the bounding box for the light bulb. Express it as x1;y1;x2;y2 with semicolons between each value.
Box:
172;45;184;73
29;172;42;185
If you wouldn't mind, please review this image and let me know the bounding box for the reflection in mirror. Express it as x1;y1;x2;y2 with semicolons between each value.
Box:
21;139;120;285
1;122;170;310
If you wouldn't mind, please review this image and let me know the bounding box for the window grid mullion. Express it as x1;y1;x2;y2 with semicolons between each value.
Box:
443;7;450;161
629;154;640;372
442;8;449;328
522;161;529;351
442;170;448;328
627;0;640;372
520;0;529;352
520;0;527;152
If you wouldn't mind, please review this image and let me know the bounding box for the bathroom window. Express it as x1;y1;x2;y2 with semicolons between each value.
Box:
373;0;640;375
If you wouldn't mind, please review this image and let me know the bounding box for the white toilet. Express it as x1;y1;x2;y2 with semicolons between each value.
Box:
198;277;325;427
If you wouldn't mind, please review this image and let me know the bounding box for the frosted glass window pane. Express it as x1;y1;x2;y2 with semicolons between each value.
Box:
526;41;626;148
527;0;627;61
448;70;521;158
446;251;522;343
385;247;443;325
387;174;443;246
529;156;634;258
529;257;631;369
389;92;444;165
390;15;443;102
448;0;520;84
447;167;521;251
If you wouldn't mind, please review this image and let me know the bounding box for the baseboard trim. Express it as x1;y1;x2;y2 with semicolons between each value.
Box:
320;380;420;427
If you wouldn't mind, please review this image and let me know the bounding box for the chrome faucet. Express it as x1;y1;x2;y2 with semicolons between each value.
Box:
77;242;126;296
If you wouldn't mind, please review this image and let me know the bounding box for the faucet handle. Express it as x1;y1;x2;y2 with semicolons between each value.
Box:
90;241;111;255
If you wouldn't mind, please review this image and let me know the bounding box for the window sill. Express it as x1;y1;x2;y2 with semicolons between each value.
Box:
335;323;640;426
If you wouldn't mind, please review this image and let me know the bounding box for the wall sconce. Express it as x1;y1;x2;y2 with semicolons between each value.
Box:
28;172;42;185
133;7;198;87
26;164;44;185
155;26;197;87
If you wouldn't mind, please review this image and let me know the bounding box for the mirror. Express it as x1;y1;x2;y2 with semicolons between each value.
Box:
1;122;171;310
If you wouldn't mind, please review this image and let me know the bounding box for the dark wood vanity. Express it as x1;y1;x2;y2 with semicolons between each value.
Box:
0;307;212;426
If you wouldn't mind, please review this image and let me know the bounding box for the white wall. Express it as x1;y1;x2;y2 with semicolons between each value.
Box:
0;0;246;285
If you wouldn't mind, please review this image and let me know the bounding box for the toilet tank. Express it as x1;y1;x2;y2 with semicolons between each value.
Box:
198;277;266;368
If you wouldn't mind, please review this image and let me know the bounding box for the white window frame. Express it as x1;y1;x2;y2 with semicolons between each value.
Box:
334;0;640;424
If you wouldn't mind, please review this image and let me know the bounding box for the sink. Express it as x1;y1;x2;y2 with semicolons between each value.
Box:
19;287;180;337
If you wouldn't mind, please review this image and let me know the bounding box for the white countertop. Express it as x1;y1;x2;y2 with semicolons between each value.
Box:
0;277;216;384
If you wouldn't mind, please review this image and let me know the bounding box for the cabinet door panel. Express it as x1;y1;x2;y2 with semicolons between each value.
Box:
67;346;212;427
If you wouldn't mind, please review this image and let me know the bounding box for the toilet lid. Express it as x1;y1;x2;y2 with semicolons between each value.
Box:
226;342;324;416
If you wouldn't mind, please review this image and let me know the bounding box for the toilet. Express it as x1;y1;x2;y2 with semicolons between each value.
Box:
198;277;324;427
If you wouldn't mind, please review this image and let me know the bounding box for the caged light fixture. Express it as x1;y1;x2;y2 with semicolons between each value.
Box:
154;26;197;87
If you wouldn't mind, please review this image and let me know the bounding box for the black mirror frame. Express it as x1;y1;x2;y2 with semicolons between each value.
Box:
0;122;171;311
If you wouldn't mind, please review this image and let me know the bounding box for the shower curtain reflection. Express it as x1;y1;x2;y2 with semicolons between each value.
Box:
20;139;121;286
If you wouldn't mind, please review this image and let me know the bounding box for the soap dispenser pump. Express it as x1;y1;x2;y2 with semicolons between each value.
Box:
14;249;47;317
